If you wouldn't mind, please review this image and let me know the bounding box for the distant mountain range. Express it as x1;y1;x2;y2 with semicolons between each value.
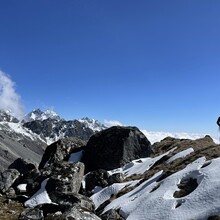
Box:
0;108;212;172
0;109;107;171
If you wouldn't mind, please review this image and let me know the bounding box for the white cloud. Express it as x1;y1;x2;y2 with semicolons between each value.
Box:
141;129;217;144
0;70;24;119
104;119;123;127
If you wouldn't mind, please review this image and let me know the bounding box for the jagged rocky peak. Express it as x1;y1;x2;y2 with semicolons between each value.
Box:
0;109;19;123
79;117;107;131
23;108;61;122
22;112;107;144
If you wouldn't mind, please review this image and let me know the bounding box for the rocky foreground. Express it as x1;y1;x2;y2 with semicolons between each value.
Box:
0;126;220;219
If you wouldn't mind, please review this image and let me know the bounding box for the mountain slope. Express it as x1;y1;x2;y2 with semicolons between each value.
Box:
0;120;46;172
0;109;107;171
92;135;220;220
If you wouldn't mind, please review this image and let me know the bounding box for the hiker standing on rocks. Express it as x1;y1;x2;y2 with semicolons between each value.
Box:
217;117;220;128
217;117;220;143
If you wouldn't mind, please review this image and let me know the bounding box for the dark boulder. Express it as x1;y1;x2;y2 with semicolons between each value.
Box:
85;169;109;192
39;137;86;170
82;126;152;172
35;203;61;217
108;173;125;185
8;158;38;175
5;158;41;197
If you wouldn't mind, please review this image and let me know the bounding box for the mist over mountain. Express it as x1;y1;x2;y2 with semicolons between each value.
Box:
0;71;25;119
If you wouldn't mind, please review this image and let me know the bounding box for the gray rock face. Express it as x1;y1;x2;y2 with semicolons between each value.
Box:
0;129;46;172
82;126;152;172
108;173;124;185
46;161;85;203
85;169;109;192
0;169;20;193
0;110;19;123
39;138;86;170
60;205;101;220
101;209;125;220
19;208;44;220
23;118;96;143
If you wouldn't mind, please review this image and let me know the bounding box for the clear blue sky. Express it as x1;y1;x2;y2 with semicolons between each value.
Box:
0;0;220;136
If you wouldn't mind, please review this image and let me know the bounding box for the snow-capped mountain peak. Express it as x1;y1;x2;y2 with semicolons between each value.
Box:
23;109;61;122
79;117;107;132
0;109;19;123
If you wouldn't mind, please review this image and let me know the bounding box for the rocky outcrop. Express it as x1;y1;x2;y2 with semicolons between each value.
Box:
85;169;110;192
1;129;220;219
82;126;152;171
0;110;19;123
8;158;38;175
152;135;216;156
39;138;86;170
46;161;85;203
23;118;97;143
0;169;20;194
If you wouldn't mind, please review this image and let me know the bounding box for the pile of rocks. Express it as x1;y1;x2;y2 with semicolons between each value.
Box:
0;126;152;219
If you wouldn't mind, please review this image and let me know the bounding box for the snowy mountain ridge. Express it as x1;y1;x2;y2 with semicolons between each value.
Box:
0;109;106;171
23;108;61;122
0;108;216;145
79;117;107;132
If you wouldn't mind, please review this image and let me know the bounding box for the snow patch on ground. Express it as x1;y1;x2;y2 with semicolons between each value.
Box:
108;147;176;177
17;184;27;193
91;180;140;209
166;148;194;164
24;179;53;208
97;156;220;220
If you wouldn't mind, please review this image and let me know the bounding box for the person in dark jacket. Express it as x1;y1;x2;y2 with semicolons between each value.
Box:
217;117;220;127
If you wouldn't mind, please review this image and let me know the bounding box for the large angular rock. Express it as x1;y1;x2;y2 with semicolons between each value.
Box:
0;169;20;193
8;158;38;175
39;138;86;170
82;126;152;171
85;169;109;192
46;161;85;203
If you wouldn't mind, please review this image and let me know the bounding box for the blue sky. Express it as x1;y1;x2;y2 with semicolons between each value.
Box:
0;0;220;136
